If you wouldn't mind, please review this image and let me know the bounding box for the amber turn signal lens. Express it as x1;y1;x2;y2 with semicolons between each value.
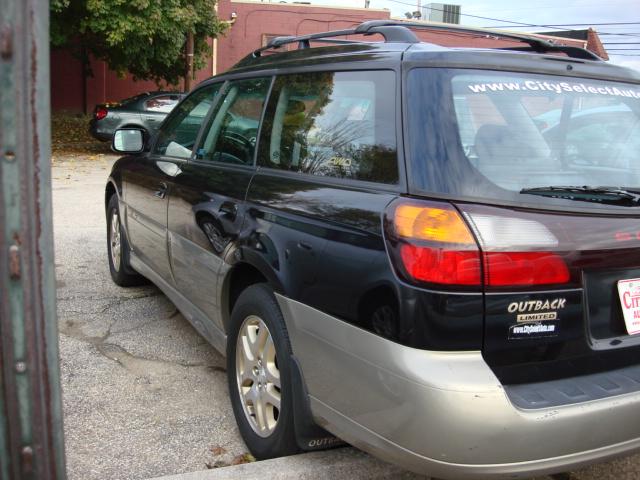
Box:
394;204;476;245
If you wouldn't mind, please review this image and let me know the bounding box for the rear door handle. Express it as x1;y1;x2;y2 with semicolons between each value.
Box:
154;182;168;199
298;241;313;251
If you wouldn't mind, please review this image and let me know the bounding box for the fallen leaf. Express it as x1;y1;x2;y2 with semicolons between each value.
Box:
51;113;111;156
230;453;256;465
210;445;227;456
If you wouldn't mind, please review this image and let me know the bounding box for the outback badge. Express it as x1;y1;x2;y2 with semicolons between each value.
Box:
507;298;567;322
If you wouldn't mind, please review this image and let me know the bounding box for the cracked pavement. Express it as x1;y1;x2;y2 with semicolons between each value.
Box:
52;155;640;480
53;155;247;480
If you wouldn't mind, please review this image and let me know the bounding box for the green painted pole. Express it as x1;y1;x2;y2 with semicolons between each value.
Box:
0;1;66;479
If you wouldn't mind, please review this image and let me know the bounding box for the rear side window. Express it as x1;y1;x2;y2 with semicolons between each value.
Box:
258;70;398;184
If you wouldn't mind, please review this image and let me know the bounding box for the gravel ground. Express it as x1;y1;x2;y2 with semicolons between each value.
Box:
52;153;640;480
53;154;248;480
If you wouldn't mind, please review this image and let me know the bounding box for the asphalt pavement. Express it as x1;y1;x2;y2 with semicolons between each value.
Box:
52;154;640;480
54;155;247;480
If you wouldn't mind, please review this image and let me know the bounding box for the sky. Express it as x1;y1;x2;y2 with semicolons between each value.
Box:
300;0;640;70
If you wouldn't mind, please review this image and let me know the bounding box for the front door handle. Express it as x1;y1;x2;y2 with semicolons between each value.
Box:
154;182;168;199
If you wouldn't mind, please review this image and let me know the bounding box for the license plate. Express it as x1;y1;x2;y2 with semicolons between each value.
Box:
617;278;640;335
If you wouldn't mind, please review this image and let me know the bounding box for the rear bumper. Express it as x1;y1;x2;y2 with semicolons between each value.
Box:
308;372;640;479
277;294;640;479
89;120;112;142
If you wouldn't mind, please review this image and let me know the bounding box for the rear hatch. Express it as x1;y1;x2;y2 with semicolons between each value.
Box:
405;65;640;385
458;202;640;385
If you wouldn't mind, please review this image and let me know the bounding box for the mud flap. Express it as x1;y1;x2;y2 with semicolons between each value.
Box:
289;355;345;451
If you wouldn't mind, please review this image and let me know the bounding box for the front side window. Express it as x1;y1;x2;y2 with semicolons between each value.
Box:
153;84;221;159
407;68;640;209
196;77;271;165
258;70;398;184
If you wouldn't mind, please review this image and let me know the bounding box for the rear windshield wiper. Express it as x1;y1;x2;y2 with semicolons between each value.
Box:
520;186;640;206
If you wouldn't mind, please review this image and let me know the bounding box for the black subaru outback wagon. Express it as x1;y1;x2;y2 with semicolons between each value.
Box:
105;21;640;478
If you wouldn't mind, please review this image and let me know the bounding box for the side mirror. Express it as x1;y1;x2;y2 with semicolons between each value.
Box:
112;129;144;154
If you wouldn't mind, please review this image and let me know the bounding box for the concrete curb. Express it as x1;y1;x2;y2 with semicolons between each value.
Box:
148;447;427;480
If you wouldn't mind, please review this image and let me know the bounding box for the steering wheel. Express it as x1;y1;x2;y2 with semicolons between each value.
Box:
220;132;253;164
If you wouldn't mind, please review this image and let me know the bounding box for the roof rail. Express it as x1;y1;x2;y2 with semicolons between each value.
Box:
251;25;418;58
358;20;602;60
248;20;602;61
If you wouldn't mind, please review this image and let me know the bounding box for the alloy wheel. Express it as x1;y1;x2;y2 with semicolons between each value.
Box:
235;315;281;437
110;211;122;272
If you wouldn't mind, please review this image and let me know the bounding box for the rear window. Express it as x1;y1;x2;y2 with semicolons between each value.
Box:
119;93;149;106
144;94;182;113
407;68;640;209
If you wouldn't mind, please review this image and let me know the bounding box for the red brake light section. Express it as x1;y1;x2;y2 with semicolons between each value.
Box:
484;252;569;286
400;245;481;285
95;107;108;121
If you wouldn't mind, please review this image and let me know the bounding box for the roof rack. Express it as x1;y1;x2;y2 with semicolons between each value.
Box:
249;20;602;61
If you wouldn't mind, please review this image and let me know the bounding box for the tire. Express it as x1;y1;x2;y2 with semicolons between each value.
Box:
106;195;146;287
227;284;300;459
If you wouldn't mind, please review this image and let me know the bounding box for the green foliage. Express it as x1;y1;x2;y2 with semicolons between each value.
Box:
51;0;227;86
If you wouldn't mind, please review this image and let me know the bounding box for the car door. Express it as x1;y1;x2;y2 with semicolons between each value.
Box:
168;77;272;327
123;85;220;283
243;69;403;407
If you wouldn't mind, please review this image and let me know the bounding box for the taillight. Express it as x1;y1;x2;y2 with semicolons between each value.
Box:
394;204;476;244
463;210;570;286
95;107;108;120
400;245;481;285
483;252;569;286
384;199;571;289
386;200;482;286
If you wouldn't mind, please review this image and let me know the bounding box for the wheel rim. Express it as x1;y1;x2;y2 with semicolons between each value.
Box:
110;210;122;272
236;315;281;438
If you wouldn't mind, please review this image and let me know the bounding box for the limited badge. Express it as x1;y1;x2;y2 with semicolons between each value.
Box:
507;298;566;320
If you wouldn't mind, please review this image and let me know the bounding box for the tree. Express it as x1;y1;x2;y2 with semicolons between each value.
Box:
50;0;227;87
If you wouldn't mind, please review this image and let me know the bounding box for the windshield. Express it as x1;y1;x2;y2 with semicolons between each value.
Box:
406;68;640;210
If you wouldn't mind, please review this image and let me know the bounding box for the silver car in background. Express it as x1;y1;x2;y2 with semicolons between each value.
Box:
89;91;184;142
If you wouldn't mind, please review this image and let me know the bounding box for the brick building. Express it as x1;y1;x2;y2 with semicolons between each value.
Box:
50;0;607;113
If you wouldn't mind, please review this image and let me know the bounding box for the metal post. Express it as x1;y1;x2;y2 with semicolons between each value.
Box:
0;1;67;479
185;32;194;91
